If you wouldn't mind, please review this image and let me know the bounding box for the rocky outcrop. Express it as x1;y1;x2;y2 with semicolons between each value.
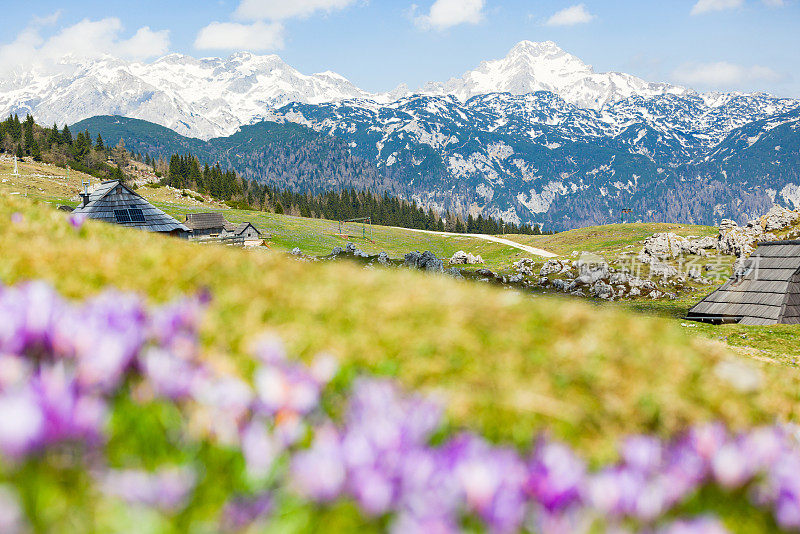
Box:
641;232;717;261
758;205;800;232
449;251;485;265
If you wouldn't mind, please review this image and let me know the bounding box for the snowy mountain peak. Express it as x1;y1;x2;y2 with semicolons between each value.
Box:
421;40;690;109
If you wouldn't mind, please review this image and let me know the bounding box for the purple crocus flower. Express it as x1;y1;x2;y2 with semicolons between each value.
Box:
291;424;346;502
240;419;283;480
98;466;196;513
526;440;586;512
621;435;663;475
68;212;86;230
221;492;273;530
0;386;44;458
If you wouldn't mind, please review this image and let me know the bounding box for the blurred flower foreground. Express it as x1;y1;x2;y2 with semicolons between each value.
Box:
1;281;800;533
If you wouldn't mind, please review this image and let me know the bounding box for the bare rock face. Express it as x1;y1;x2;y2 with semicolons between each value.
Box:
449;250;485;265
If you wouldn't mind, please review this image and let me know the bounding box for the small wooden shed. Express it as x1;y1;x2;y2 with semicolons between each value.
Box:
71;181;189;237
225;222;261;240
184;212;235;238
686;240;800;325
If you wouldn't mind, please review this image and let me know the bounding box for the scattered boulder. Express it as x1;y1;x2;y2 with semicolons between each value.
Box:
290;247;301;256
514;258;537;276
574;253;609;285
377;252;390;265
445;267;464;279
643;233;689;259
404;251;444;272
331;246;344;256
649;262;678;280
591;281;614;300
449;250;485;265
345;242;369;258
539;259;571;276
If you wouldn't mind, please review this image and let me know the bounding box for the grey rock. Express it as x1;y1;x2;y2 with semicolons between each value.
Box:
404;251;444;272
449;250;485;265
290;247;301;256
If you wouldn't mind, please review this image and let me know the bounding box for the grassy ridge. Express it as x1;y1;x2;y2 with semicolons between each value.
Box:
509;223;718;257
3;194;800;463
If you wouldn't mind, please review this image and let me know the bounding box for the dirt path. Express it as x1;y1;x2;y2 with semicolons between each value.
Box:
400;227;558;258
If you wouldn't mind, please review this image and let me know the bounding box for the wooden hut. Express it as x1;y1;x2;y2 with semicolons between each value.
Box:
686;240;800;325
184;213;235;238
224;222;261;240
71;181;189;237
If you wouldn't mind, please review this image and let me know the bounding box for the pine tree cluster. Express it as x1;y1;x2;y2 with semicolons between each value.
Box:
0;114;126;182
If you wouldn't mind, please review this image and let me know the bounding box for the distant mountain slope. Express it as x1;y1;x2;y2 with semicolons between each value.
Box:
73;115;406;198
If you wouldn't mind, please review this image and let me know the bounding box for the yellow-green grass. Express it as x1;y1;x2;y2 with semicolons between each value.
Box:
4;193;800;464
507;223;718;257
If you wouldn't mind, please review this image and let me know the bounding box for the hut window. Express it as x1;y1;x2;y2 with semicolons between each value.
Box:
114;210;132;223
128;209;146;223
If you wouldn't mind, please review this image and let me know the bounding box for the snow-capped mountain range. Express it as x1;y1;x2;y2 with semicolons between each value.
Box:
1;40;707;140
6;41;800;228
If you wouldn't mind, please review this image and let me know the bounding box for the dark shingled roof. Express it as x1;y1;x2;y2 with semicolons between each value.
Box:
72;181;188;234
184;212;233;231
687;240;800;325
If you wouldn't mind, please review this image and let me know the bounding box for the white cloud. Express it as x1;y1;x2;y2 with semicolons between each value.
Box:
31;10;62;28
0;17;169;74
195;21;285;51
545;4;595;26
762;0;787;6
673;61;783;88
690;0;744;15
234;0;358;20
414;0;486;31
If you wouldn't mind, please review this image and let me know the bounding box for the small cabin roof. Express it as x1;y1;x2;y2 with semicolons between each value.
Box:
687;241;800;325
185;212;232;231
72;181;188;233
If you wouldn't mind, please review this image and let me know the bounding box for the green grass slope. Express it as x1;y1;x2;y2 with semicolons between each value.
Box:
508;223;718;257
3;194;800;462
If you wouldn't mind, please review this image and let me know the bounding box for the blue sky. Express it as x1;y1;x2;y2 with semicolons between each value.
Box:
1;0;798;97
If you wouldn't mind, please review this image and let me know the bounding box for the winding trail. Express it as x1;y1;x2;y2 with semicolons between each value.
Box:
399;227;558;258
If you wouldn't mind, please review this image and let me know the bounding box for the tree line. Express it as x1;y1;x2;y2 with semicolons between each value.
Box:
165;152;547;235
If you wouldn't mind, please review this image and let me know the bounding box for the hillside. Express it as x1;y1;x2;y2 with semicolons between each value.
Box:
6;189;800;531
